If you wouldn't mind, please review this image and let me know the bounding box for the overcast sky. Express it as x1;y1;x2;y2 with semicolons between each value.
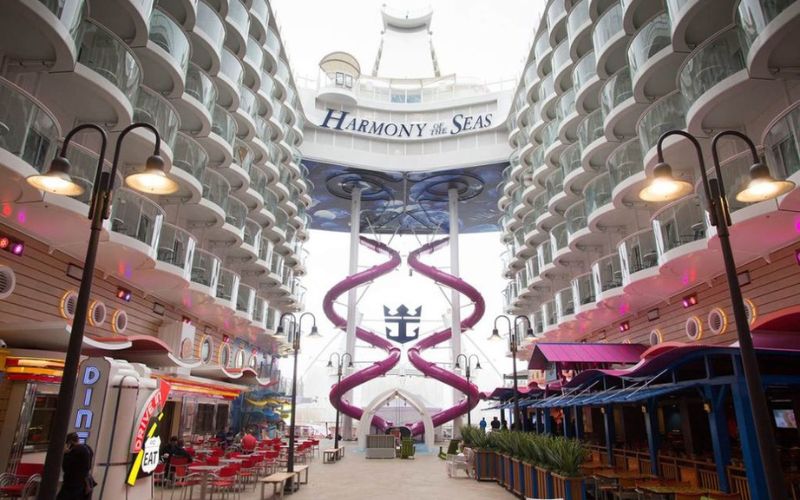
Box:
271;0;544;83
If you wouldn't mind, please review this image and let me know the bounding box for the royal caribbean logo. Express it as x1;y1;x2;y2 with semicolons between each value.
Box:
384;304;422;344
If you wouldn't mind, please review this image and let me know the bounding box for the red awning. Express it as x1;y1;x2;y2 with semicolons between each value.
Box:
527;342;647;370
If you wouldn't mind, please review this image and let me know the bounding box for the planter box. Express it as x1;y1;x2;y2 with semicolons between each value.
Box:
510;457;523;496
523;462;538;498
536;466;554;499
552;472;586;500
498;453;510;488
474;449;497;481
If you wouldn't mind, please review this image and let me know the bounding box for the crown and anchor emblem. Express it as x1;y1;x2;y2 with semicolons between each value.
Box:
384;304;422;344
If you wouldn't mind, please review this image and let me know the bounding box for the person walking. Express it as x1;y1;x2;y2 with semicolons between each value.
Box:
57;433;95;500
490;416;501;431
479;417;488;433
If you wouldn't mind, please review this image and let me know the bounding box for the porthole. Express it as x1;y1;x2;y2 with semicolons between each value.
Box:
180;338;193;359
199;336;213;364
234;349;245;369
743;298;757;326
708;308;727;335
88;300;107;327
219;343;231;367
0;266;16;300
60;291;78;320
685;316;703;341
249;353;257;369
111;309;128;334
649;329;662;346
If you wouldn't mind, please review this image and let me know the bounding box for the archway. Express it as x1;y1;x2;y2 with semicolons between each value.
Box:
358;388;435;451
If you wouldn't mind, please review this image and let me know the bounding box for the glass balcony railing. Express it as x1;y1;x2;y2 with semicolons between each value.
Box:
224;197;247;230
275;59;290;88
585;172;612;215
220;48;244;87
239;84;258;119
573;272;595;306
653;195;707;255
156;222;196;270
556;287;575;320
226;0;250;41
737;0;798;55
270;252;283;275
551;221;569;252
260;71;276;101
593;3;623;56
517;269;528;290
573;51;597;93
109;188;164;248
253;297;266;324
568;0;590;46
258;236;272;262
547;0;567;31
243;218;262;249
133;86;179;149
556;87;577;122
565;200;587;236
679;28;746;108
698;153;759;215
524;64;538;89
148;8;190;73
201;168;230;209
531;191;548;221
236;283;255;314
628;13;671;78
545;168;565;199
64;144;105;205
76;20;142;97
211;105;237;146
534;32;552;61
191;248;221;288
665;0;690;20
525;255;540;282
538;240;553;269
185;63;217;113
543;300;557;328
608;138;644;188
172;132;208;180
593;253;624;293
251;0;269;27
0;78;60;173
552;40;571;75
195;0;225;55
560;143;582;178
637;91;687;153
601;67;633;117
578;108;604;150
250;165;268;196
538;73;555;103
245;36;265;73
216;268;240;302
233;138;254;175
619;228;659;279
541;120;560;149
763;104;800;180
263;188;279;212
39;0;85;42
530;146;545;171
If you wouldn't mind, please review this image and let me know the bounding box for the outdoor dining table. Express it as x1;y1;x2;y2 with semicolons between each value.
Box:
637;483;717;498
187;464;223;499
595;470;657;480
220;457;246;464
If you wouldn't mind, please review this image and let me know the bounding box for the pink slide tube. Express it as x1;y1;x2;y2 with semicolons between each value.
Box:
323;236;402;431
406;237;486;436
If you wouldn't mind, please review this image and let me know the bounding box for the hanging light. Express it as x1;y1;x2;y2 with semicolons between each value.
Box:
26;157;86;196
639;162;693;202
735;162;795;202
475;360;482;370
487;328;502;341
125;155;180;194
307;324;321;337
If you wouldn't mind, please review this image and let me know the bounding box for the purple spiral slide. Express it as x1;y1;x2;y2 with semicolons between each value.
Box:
406;237;486;436
323;236;402;431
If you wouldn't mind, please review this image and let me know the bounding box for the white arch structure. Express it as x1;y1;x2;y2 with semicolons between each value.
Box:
358;388;435;451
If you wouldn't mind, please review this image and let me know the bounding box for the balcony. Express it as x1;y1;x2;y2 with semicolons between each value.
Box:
241;218;262;258
224;0;250;56
537;240;556;277
235;283;255;320
190;248;221;291
556;87;581;142
131;86;179;161
100;188;164;273
552;39;573;91
616;228;675;309
567;0;592;59
169;132;207;201
592;3;627;77
763;102;800;211
542;300;558;334
274;59;291;100
136;8;190;98
525;255;542;289
257;71;278;119
573;272;597;317
251;297;267;331
601;67;646;140
223;196;248;240
592;252;625;308
584;171;613;227
608;138;646;205
551;221;570;262
190;0;225;73
555;287;576;325
217;48;244;109
637;91;687;170
565;200;589;246
578;108;607;165
140;221;198;291
652;195;713;283
234;85;258;140
545;168;567;211
214;267;240;313
88;0;153;47
176;63;216;135
156;0;196;29
203;104;237;164
243;37;264;89
573;51;600;112
561;143;587;193
264;29;281;74
737;0;800;77
194;168;229;226
628;12;683;101
542;120;564;166
547;0;568;45
534;32;553;77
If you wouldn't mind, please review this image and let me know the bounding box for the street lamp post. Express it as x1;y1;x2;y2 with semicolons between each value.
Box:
454;354;481;427
639;129;794;500
277;311;317;480
28;123;179;500
513;316;533;431
493;315;527;430
327;352;353;449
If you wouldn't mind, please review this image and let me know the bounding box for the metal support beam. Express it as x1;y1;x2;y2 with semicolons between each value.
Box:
574;406;583;439
643;399;660;476
704;385;732;493
731;364;768;500
449;189;463;437
342;188;361;441
603;405;616;466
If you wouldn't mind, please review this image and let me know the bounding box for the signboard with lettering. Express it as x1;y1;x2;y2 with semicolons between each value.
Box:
127;379;171;486
318;108;494;139
70;357;112;450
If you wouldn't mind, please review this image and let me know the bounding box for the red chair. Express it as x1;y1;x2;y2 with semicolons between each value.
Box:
168;465;199;500
209;467;237;498
206;456;220;466
0;464;43;498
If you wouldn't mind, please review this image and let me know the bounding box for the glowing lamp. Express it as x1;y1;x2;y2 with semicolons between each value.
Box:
11;242;23;256
682;293;698;308
0;237;9;249
619;321;630;333
639;162;693;202
124;155;180;195
116;287;132;302
26;157;85;196
735;163;795;203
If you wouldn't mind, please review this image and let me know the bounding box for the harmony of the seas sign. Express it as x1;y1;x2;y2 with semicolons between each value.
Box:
318;108;494;139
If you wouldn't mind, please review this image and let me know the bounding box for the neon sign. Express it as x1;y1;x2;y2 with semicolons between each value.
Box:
71;358;111;449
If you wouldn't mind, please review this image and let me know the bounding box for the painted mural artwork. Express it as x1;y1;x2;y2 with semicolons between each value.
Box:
303;160;508;233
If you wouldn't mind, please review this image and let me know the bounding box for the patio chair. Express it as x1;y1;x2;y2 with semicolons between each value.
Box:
0;473;40;499
209;466;238;500
438;439;460;460
400;438;415;459
447;448;474;478
168;465;200;500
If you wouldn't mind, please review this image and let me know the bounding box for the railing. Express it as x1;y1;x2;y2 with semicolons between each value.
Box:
109;188;164;248
592;253;623;293
243;218;261;251
542;300;557;328
556;287;575;320
545;168;565;199
530;191;548;222
0;78;60;173
253;297;266;324
547;0;567;30
628;12;671;78
567;0;590;46
637;91;687;154
538;240;553;269
578;108;604;150
557;87;577;123
224;197;247;230
38;0;85;41
573;51;597;93
538;73;555;103
552;39;572;76
238;85;258;120
65;144;106;205
185;63;217;113
76;20;142;97
592;3;623;56
618;228;659;281
226;0;250;41
191;248;221;288
236;283;254;315
233;138;254;175
551;221;569;252
534;32;552;61
249;166;268;197
133;86;179;149
542;120;560;150
220;48;244;87
585;171;612;215
195;0;225;55
211;105;237;146
608;138;644;189
275;59;290;89
736;0;798;56
270;252;284;275
258;236;272;262
149;8;190;73
201;168;230;210
265;28;281;58
572;272;595;305
763;102;800;180
678;27;746;109
245;36;264;73
250;0;269;27
560;143;582;178
652;195;707;256
216;268;240;302
156;222;196;271
525;255;540;282
172;132;208;181
565;200;587;236
601;67;633;117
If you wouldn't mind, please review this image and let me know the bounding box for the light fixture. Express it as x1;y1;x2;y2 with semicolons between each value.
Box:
124;155;180;195
475;361;482;370
647;308;660;321
454;360;461;369
639;162;693;202
735;162;795;203
487;327;502;341
116;286;132;302
326;360;333;368
619;321;630;333
66;263;83;281
307;325;321;337
0;235;24;256
26;157;86;196
682;293;698;308
152;302;166;316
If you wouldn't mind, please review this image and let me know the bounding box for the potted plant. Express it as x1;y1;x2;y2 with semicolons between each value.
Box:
464;426;497;481
548;437;589;500
535;435;555;499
